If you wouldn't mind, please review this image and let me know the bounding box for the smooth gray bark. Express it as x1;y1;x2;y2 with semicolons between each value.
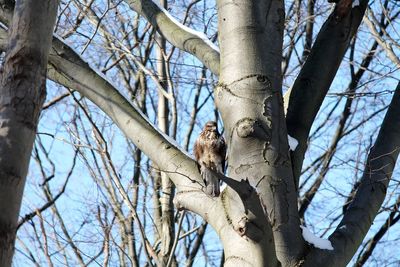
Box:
123;0;220;75
0;1;58;266
215;0;303;265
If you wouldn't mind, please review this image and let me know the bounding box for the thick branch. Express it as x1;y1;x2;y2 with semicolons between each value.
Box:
0;17;219;223
286;0;368;188
299;37;381;218
303;81;400;266
123;0;220;75
45;36;217;218
355;195;400;266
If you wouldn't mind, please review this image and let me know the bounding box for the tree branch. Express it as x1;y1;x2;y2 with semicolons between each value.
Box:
0;9;218;222
46;36;216;218
122;0;220;75
299;34;382;218
354;195;400;266
303;81;400;266
285;0;368;188
364;8;400;68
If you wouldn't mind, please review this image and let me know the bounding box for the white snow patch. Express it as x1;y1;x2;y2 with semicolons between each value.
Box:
352;0;360;8
300;226;334;250
155;1;219;53
287;134;298;151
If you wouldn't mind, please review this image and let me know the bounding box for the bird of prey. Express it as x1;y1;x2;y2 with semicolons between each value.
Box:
193;121;226;197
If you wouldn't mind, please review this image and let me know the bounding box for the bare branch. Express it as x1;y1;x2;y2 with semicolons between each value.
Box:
0;5;222;223
122;0;220;75
300;32;383;218
286;0;368;188
303;81;400;266
364;8;400;68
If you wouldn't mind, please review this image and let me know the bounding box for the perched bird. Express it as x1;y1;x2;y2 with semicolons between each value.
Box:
193;121;226;197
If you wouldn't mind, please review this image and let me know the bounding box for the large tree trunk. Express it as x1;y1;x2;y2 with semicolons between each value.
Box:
215;0;304;265
0;1;58;266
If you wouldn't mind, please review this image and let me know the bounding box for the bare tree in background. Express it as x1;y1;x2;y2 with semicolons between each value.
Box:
0;0;399;266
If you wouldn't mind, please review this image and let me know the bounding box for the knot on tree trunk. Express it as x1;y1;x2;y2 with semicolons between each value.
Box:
330;0;355;23
234;216;265;242
236;118;270;140
235;216;249;236
236;118;255;137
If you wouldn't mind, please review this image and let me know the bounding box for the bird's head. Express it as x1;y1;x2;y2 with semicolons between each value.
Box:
204;121;218;133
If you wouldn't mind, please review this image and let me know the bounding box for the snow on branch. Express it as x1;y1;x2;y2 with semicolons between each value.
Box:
352;0;360;8
288;134;299;151
123;0;220;75
154;1;219;53
300;226;334;250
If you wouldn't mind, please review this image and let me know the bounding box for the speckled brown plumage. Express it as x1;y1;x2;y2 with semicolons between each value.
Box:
193;121;226;196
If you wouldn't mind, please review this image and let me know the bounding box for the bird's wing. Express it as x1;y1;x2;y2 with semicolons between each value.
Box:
193;137;203;161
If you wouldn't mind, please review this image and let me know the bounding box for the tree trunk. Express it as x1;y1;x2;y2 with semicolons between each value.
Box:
155;0;176;261
215;0;304;265
0;1;58;266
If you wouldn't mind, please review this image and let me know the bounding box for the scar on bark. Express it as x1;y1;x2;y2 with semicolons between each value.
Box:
207;170;269;240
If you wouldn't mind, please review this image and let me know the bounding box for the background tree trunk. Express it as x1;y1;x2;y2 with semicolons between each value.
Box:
0;1;58;266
